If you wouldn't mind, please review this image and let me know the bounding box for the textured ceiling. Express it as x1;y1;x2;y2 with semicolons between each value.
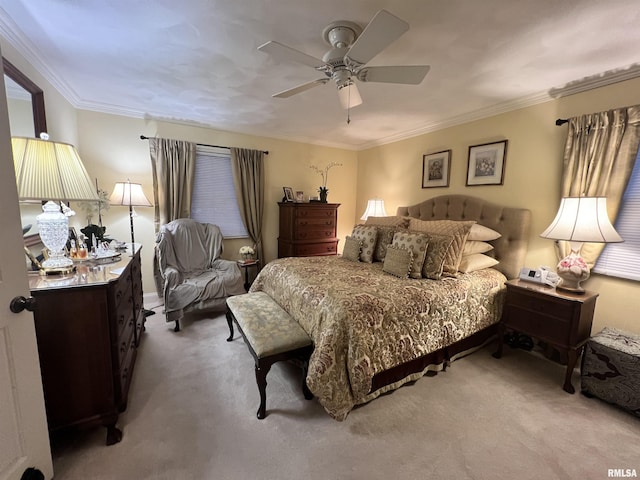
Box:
1;0;640;149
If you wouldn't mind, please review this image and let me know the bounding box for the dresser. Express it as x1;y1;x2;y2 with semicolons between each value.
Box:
278;202;340;257
28;245;145;445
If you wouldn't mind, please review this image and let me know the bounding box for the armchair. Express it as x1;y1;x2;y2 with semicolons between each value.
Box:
154;219;246;331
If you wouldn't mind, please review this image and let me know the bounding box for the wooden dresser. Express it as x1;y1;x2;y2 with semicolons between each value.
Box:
278;202;340;257
28;245;145;445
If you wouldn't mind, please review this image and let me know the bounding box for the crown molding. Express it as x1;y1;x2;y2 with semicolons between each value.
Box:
548;63;640;98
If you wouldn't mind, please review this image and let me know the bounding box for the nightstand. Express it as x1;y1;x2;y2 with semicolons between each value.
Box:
493;279;598;394
237;260;260;291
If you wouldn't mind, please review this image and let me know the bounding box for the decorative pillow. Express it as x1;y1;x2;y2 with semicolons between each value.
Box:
391;231;428;279
373;226;396;262
350;225;378;263
365;216;409;228
468;224;501;241
407;219;475;275
458;253;499;273
462;240;494;256
382;245;413;279
342;236;362;262
422;234;455;280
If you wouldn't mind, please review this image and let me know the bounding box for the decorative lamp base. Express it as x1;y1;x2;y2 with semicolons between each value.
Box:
556;249;589;294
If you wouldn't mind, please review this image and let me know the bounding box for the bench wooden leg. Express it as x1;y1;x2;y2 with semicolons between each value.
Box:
225;309;234;341
255;360;272;419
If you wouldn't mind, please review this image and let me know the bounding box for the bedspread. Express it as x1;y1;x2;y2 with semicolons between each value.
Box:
250;256;506;420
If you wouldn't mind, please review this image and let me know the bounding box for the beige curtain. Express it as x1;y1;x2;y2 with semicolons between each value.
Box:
230;148;265;266
559;105;640;264
149;137;196;232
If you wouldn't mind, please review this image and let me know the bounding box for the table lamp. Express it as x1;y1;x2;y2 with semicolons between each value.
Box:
12;135;99;274
360;198;387;221
540;196;623;293
109;180;152;247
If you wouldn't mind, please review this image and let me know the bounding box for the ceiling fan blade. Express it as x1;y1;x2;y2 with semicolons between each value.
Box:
357;65;430;84
258;41;326;69
272;79;329;98
345;10;409;66
337;83;363;109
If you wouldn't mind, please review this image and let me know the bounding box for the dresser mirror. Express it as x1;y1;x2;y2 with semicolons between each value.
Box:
3;56;47;137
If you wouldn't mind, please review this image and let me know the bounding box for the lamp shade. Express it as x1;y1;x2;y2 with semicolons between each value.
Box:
338;82;363;109
109;181;152;207
12;136;99;201
540;197;622;243
360;199;388;221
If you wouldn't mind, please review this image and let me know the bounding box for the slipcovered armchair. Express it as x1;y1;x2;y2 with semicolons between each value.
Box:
154;219;246;332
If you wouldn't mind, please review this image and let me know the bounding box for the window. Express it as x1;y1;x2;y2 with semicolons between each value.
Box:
593;149;640;281
190;146;248;238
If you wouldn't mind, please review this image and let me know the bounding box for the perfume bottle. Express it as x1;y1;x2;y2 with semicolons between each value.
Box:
77;237;88;259
69;239;78;259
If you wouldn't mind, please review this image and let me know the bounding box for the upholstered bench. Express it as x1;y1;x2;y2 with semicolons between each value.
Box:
226;292;314;419
581;327;640;417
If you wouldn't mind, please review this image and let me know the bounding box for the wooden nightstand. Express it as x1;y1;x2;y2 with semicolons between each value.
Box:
493;279;598;394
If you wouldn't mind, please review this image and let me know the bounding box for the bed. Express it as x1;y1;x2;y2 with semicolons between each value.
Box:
250;195;531;420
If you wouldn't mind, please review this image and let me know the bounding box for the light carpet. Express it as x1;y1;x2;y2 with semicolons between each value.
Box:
50;307;640;480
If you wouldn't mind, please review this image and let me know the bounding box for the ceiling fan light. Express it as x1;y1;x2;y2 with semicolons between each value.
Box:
338;83;362;109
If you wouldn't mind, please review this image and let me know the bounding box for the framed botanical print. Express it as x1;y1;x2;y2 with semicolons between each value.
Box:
282;186;295;202
422;150;451;188
466;140;508;186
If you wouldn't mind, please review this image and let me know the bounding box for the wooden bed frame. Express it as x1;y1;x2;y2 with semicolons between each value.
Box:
370;194;531;393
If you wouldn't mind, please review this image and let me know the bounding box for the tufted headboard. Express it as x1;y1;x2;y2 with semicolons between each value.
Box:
397;195;531;280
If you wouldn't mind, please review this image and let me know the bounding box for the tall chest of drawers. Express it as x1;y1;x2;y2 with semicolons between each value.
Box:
28;245;145;445
278;202;340;257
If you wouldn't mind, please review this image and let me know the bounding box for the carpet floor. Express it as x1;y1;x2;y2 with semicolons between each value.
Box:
50;307;640;480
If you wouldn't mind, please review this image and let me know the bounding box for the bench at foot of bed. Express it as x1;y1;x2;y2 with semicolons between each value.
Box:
226;292;314;419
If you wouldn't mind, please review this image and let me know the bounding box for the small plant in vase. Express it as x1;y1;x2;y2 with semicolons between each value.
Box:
239;245;255;263
310;162;342;203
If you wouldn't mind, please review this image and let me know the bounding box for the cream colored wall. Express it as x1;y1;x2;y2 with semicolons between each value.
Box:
357;77;640;335
74;111;358;295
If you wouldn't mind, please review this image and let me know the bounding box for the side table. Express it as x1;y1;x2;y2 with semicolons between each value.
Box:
237;260;260;291
493;279;598;394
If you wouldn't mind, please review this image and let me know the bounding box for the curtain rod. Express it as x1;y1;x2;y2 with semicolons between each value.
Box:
139;135;268;154
555;118;569;126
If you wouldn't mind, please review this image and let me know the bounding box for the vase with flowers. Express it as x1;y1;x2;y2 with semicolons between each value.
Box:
239;245;256;263
310;162;342;203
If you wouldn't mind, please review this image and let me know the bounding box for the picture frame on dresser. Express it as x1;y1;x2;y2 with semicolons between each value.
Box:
282;186;295;202
466;140;508;186
422;150;451;188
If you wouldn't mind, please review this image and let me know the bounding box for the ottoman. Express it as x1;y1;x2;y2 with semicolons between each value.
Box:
581;327;640;417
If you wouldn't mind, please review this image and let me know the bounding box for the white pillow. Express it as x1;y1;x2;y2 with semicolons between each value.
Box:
458;253;499;273
468;224;501;241
463;240;494;256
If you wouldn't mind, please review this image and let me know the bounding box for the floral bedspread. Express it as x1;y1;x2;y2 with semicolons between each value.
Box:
250;256;506;420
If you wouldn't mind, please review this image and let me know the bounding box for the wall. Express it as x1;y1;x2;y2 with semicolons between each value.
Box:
357;77;640;335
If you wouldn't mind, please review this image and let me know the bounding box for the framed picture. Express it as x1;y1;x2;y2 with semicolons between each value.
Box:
295;191;304;202
282;186;295;202
422;150;451;188
466;140;508;186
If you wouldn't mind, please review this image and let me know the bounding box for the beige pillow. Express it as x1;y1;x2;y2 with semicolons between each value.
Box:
382;245;413;279
463;240;494;256
373;226;396;262
468;224;501;241
422;234;455;280
458;253;499;273
365;216;409;228
391;231;429;279
342;236;362;262
407;219;475;275
351;225;378;263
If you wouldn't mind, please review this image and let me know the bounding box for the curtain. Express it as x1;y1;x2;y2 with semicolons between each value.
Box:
230;148;265;266
149;137;196;232
559;105;640;264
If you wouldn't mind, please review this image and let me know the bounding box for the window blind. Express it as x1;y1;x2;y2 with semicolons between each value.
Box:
190;146;248;238
593;150;640;281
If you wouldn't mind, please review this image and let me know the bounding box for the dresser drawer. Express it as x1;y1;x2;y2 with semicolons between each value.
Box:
504;304;571;344
116;314;136;368
295;207;336;219
507;289;574;320
294;241;338;256
112;270;132;310
294;228;336;241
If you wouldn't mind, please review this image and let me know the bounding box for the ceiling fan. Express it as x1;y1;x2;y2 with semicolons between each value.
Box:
258;9;430;110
